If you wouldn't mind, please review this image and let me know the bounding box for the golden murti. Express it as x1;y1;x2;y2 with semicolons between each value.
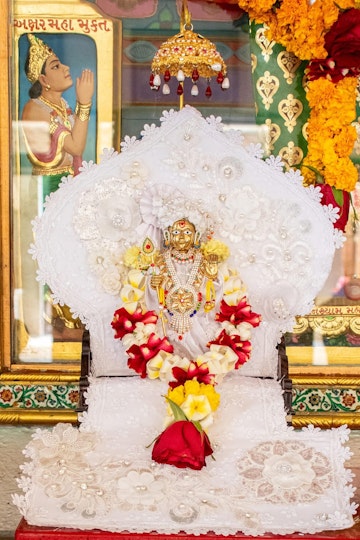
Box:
150;219;218;335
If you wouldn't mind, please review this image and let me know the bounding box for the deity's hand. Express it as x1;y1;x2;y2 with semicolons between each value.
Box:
150;274;164;290
203;254;219;279
76;69;94;105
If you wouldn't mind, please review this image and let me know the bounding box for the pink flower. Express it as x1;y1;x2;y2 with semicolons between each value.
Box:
127;334;174;377
112;307;158;339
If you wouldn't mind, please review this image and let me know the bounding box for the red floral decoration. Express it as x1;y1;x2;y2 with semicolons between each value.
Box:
111;306;158;339
216;297;262;327
127;333;174;378
208;329;252;368
113;290;261;469
317;184;351;232
151;419;213;470
170;361;215;389
307;8;360;82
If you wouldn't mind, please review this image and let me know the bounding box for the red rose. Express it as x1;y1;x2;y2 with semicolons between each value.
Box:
317;184;350;232
127;333;174;377
170;361;215;389
151;420;213;470
325;9;360;70
208;329;252;368
216;298;261;327
112;307;158;339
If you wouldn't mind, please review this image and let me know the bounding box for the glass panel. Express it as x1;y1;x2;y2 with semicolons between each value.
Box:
3;0;358;379
286;184;360;375
11;0;116;365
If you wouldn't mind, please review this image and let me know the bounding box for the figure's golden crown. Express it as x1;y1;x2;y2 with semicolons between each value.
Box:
26;34;53;84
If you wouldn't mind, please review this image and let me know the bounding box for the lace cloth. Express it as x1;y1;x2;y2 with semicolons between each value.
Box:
30;106;338;378
14;107;356;535
14;376;356;535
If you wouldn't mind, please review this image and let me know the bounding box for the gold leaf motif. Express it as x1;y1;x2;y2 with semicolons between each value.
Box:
264;119;281;156
277;51;302;84
251;53;257;74
302;122;308;142
278;94;303;133
255;26;275;62
278;141;303;170
256;71;280;111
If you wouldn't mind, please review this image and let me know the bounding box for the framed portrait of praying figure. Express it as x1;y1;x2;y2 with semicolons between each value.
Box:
0;0;360;426
0;0;119;422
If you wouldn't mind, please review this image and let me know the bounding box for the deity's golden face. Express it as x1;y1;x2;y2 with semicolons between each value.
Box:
169;219;196;252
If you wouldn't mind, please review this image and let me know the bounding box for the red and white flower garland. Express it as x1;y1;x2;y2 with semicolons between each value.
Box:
112;242;261;470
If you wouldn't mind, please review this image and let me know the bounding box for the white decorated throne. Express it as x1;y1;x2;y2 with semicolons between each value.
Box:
14;106;356;536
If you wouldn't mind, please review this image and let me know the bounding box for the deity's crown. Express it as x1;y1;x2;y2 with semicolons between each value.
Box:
26;34;53;84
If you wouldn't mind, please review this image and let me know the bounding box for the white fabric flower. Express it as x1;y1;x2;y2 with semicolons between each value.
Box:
100;265;122;295
117;470;166;506
262;452;315;489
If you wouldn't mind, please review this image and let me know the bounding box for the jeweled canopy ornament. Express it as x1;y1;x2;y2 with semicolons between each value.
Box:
150;0;229;98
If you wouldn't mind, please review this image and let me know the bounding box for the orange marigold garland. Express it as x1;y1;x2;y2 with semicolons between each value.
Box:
238;0;359;230
302;76;358;193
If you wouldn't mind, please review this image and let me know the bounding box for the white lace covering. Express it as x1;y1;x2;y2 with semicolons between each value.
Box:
30;106;337;378
14;377;356;535
14;107;356;535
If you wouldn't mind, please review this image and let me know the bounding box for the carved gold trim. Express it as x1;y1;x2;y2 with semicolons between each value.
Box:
290;364;360;376
292;375;360;387
0;373;80;383
291;413;360;429
293;306;360;335
0;0;11;372
0;409;78;424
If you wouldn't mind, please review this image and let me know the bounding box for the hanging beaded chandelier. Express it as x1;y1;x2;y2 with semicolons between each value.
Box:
149;0;229;100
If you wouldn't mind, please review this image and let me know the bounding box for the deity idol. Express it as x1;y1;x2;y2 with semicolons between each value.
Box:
145;218;224;357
